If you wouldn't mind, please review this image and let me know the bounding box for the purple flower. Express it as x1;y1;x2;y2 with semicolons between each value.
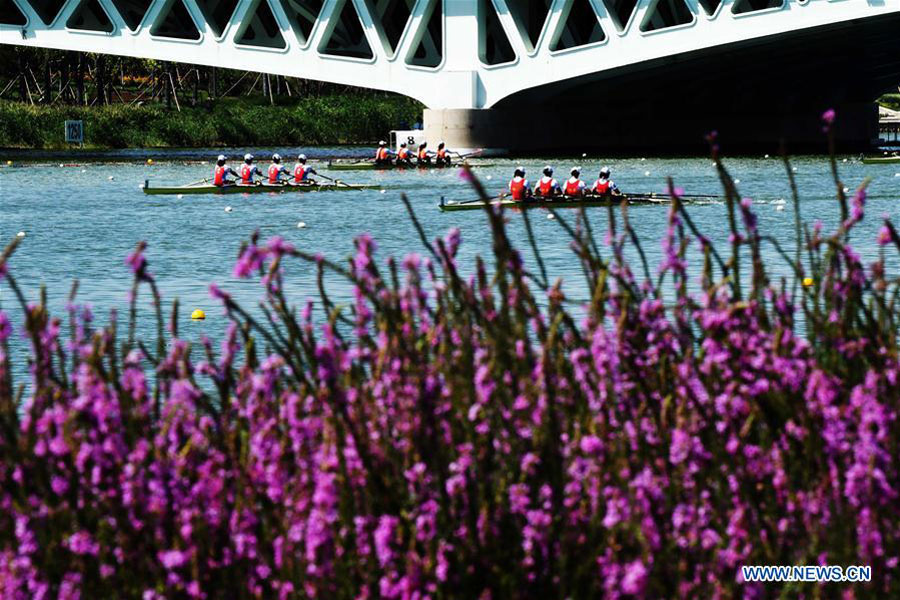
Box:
822;108;836;132
158;549;188;570
621;559;648;594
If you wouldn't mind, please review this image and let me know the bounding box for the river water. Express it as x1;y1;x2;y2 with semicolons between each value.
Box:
2;147;900;377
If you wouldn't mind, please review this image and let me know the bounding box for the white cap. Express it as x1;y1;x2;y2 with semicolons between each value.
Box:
272;153;281;161
571;166;581;175
379;140;386;146
298;153;307;161
244;153;253;161
517;165;526;173
217;154;226;161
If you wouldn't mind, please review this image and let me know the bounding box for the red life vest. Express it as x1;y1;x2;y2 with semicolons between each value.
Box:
538;177;556;197
294;164;310;183
437;149;447;160
509;177;527;200
268;164;282;184
565;178;582;196
398;148;410;161
593;180;611;195
241;164;253;184
214;165;226;186
418;148;429;161
376;147;389;161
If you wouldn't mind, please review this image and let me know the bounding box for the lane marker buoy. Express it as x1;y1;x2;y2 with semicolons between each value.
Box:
802;277;814;287
191;309;206;320
644;171;650;176
17;231;25;238
734;179;740;184
776;205;785;212
547;213;555;220
177;194;183;199
108;176;114;180
297;221;307;228
486;175;492;180
225;206;232;213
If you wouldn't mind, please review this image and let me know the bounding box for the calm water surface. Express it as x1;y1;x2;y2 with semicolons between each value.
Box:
2;147;900;376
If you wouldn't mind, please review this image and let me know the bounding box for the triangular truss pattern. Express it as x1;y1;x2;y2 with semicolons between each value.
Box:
150;0;200;40
320;0;373;60
732;0;783;14
236;0;286;49
373;0;414;56
276;0;323;44
506;0;552;53
407;0;441;68
479;0;515;66
697;0;721;16
23;0;67;25
108;0;152;31
195;0;238;37
0;0;28;25
66;0;114;31
641;0;693;32
550;0;605;52
600;0;638;32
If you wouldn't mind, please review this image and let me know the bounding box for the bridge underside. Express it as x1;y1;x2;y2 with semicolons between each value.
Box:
426;14;900;154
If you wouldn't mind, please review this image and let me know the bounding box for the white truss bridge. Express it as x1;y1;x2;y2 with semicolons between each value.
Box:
1;0;897;110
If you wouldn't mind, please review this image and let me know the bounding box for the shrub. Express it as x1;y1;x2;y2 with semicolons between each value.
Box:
0;122;897;598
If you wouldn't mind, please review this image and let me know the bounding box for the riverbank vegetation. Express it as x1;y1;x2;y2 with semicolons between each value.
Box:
879;93;900;112
1;115;898;597
0;47;422;149
0;95;422;149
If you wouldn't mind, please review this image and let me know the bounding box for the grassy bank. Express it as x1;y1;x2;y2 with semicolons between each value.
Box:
879;93;900;112
0;95;423;149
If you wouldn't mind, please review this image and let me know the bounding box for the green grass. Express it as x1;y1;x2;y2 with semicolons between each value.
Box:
878;93;900;112
0;95;423;149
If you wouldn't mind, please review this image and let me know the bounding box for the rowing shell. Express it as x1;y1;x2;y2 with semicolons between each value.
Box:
438;193;667;212
326;160;494;171
142;179;377;195
861;156;900;165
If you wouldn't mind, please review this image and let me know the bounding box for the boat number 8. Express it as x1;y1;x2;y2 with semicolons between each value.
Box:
407;136;416;146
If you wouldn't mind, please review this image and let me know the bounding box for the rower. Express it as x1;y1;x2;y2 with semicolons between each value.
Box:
293;154;317;183
375;140;393;165
213;154;239;187
436;142;451;166
417;142;433;166
396;142;413;165
564;167;586;198
534;166;560;198
592;167;620;196
508;167;531;202
267;153;290;184
240;154;263;184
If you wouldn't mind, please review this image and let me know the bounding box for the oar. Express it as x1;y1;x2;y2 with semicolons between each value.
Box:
315;172;359;190
184;177;210;187
455;148;484;160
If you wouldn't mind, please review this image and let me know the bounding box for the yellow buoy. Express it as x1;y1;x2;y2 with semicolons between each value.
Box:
191;309;206;320
6;160;12;166
147;158;154;165
802;277;814;287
